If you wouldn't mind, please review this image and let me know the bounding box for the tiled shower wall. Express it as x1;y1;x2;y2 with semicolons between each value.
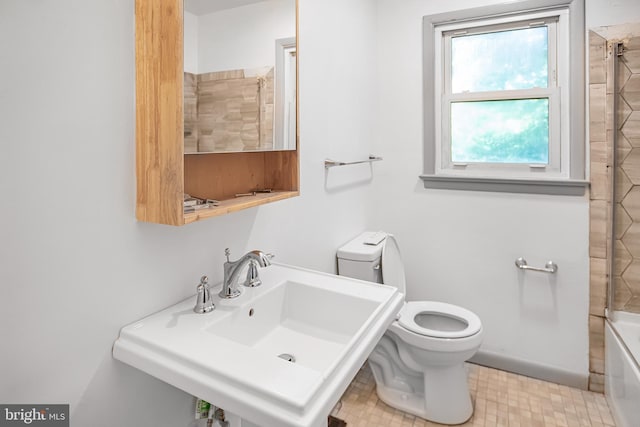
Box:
611;38;640;313
184;72;198;152
184;68;274;153
589;26;640;392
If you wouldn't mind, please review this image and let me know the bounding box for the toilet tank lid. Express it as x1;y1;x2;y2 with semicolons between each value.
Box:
337;231;386;262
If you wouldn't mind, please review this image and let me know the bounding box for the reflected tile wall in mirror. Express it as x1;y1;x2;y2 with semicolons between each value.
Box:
187;68;274;153
183;0;296;153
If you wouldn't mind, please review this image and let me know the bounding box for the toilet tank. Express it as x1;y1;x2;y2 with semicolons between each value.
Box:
337;231;385;284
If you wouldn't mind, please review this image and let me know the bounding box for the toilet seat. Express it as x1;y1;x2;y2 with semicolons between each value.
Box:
381;234;406;295
397;301;482;339
380;235;481;339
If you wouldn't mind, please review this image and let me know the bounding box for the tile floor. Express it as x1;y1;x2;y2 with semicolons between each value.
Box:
334;363;615;427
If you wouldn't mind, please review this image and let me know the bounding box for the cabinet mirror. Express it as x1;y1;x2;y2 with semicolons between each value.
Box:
184;0;297;153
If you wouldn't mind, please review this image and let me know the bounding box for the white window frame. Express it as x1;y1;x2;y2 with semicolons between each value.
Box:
421;0;587;196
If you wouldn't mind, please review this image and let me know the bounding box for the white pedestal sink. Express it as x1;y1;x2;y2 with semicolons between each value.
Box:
113;263;404;427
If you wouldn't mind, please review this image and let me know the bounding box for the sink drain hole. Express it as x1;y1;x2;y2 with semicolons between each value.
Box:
278;353;296;363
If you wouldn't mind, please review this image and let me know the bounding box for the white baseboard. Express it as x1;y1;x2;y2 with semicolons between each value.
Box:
470;350;589;390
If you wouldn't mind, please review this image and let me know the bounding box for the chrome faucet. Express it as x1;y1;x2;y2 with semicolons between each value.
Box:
219;248;272;299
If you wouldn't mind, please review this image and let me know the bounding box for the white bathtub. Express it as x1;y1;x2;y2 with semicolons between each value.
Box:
605;312;640;427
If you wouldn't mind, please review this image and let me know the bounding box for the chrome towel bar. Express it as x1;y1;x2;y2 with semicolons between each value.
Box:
515;257;558;274
324;155;383;169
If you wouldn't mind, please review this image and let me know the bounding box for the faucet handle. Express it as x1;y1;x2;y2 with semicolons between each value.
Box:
244;261;262;287
224;248;231;262
194;275;214;314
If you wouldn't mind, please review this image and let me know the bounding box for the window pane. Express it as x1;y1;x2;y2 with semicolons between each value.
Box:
451;26;548;93
450;99;549;164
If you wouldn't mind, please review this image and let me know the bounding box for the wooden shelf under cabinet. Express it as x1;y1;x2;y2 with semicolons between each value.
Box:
183;190;299;224
136;146;299;226
134;0;299;226
182;151;299;225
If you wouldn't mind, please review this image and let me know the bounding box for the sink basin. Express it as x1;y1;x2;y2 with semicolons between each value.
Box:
210;280;381;375
113;263;404;427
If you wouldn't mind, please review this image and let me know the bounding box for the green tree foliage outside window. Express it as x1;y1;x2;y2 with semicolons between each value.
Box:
451;99;549;164
449;26;549;164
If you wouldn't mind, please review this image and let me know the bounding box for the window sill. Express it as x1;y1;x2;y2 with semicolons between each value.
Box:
419;174;589;196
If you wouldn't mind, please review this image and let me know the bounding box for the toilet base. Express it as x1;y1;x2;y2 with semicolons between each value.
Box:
368;330;477;425
374;381;428;420
421;362;473;424
372;363;473;425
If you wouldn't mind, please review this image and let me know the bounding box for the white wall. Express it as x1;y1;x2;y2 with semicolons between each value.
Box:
184;11;199;74
196;0;295;74
4;0;640;424
0;0;377;426
586;0;640;28
372;0;640;383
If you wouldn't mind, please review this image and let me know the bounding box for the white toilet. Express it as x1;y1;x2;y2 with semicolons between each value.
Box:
337;231;483;425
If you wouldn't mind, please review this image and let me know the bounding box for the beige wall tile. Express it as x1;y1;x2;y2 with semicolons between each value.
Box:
621;148;640;183
619;96;633;130
184;72;199;153
198;69;244;81
590;139;608;165
589;315;605;375
617;61;632;93
608;96;617;137
622;74;640;111
605;42;619;93
622;111;640;146
589;32;607;84
622;259;640;294
583;31;640;338
615;167;632;202
622;49;640;74
606;129;615;167
590;162;609;201
621;186;640;221
613;275;632;310
627;36;640;51
616;131;632;166
590;84;607;142
622;223;640;256
614;239;632;276
588;373;605;393
607;43;617;96
615;202;633;238
193;68;275;153
591;128;607;148
607;232;613;270
590;258;608;317
590;200;609;259
625;295;640;312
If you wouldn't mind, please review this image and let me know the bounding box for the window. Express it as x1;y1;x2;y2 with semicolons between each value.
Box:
421;0;586;195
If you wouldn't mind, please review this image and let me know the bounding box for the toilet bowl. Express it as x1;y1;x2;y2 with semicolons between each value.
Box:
337;231;483;425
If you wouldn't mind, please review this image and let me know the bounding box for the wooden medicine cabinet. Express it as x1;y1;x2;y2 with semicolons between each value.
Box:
135;0;299;226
